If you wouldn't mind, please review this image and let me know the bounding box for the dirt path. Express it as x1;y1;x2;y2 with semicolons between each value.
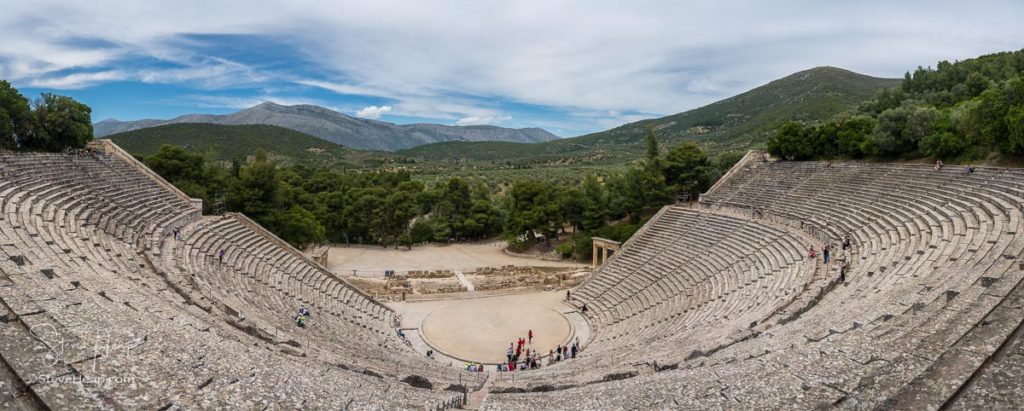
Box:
323;241;584;275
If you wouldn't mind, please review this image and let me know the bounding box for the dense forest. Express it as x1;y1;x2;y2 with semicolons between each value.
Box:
768;49;1024;162
141;129;726;261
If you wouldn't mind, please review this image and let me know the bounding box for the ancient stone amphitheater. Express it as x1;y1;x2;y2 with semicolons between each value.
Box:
1;144;1022;409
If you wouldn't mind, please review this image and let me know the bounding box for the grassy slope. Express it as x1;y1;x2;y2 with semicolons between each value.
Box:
399;67;901;163
106;123;388;167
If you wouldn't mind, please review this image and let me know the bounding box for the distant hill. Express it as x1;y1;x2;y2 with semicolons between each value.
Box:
105;123;388;168
399;67;901;163
94;102;559;151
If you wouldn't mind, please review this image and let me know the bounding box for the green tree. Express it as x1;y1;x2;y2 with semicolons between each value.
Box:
505;180;561;241
661;142;713;201
145;145;205;183
610;166;670;222
435;177;472;240
644;127;660;167
379;187;420;248
24;93;93;151
410;219;435;244
1006;105;1024;154
276;205;325;249
0;80;32;150
767;121;814;160
580;174;608;231
836;116;876;158
227;150;280;222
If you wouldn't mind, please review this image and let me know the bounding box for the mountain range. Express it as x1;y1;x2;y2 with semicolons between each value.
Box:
399;66;902;163
94;102;559;151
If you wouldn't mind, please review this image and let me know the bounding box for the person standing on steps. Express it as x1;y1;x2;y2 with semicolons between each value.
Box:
823;245;830;264
528;329;533;344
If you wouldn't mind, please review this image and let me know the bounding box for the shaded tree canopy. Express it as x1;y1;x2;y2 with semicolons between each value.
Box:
0;82;92;151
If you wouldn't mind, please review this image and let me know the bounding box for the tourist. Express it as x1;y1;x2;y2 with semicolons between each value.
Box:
808;247;816;259
298;307;311;317
582;304;588;314
823;245;830;264
566;290;571;301
571;344;578;358
218;249;225;263
507;345;514;363
294;314;307;327
838;260;847;284
935;159;943;172
528;329;533;344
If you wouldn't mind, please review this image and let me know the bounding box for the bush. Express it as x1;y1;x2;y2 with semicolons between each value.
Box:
507;238;530;253
555;242;574;258
410;219;435;244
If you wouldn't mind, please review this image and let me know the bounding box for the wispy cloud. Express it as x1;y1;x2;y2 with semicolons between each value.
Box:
27;70;129;89
176;94;341;111
456;115;512;126
2;1;1022;135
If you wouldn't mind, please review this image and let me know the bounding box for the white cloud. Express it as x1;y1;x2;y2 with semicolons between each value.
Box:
355;105;392;119
455;115;512;126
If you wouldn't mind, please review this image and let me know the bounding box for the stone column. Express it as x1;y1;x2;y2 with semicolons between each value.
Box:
603;246;609;264
593;243;599;267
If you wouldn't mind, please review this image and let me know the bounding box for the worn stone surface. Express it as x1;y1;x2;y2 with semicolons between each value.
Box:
7;148;1024;410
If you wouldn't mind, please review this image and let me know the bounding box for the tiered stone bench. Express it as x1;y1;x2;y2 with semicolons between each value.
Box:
481;154;1024;409
0;148;465;409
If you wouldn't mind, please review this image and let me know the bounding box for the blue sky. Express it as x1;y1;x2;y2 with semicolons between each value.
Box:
2;1;1023;137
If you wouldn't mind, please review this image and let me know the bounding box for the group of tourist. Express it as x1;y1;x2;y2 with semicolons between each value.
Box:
63;146;104;158
295;307;311;327
935;159;977;175
548;338;581;363
464;362;484;372
495;332;584;372
808;236;852;284
499;331;543;371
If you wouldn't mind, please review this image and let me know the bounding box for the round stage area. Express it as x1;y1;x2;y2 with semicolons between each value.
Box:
420;299;571;364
